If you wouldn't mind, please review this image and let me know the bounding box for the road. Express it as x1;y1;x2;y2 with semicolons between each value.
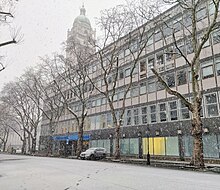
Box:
0;154;219;190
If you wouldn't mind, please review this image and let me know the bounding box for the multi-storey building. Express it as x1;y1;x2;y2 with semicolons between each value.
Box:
40;1;220;159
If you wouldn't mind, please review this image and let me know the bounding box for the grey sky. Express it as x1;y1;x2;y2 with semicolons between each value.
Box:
0;0;126;90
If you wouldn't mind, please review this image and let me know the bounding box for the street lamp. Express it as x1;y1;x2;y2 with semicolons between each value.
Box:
138;132;143;159
109;134;113;157
146;129;150;165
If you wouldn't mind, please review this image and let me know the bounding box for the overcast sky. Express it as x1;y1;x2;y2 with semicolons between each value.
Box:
0;0;126;90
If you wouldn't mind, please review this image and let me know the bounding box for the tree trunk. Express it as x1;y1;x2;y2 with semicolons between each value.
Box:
3;141;7;152
31;127;37;153
31;137;36;154
28;134;31;153
76;122;83;158
190;101;204;168
22;139;26;154
114;124;120;159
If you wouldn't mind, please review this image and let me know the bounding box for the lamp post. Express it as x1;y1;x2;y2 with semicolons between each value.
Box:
146;129;150;165
109;134;113;157
178;122;184;161
138;132;143;159
49;127;55;156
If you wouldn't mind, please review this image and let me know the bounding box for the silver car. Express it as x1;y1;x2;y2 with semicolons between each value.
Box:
80;147;107;160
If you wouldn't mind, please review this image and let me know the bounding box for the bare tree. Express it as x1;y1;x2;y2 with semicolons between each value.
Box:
0;102;22;152
0;0;21;72
0;124;9;152
18;69;44;153
23;64;65;155
40;52;91;157
1;75;42;154
141;0;220;168
86;3;159;159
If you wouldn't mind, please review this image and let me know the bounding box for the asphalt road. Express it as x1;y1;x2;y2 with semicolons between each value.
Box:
0;154;219;190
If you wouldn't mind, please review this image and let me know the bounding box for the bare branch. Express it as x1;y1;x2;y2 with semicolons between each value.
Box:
151;67;193;111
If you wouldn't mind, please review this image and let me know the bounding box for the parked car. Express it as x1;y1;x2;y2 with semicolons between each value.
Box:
16;148;22;154
80;147;106;160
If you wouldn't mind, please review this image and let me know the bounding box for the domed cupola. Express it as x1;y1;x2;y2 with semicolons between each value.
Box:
73;5;91;29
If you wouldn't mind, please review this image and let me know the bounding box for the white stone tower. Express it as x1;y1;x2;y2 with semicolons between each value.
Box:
66;5;96;65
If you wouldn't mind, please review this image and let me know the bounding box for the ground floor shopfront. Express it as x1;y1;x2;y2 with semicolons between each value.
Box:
90;134;220;159
39;118;220;159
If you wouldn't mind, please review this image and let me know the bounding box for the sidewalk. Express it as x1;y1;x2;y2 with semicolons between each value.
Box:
103;157;220;173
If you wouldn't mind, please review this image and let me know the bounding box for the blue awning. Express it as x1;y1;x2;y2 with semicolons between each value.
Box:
53;134;90;141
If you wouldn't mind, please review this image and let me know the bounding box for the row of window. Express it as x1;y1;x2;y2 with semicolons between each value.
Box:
85;14;219;78
60;54;220;106
86;92;219;131
44;92;219;135
90;134;220;158
86;27;220;80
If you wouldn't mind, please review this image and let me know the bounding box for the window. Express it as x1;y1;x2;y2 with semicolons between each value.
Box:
186;40;193;55
92;65;97;72
184;12;192;27
166;47;175;61
180;100;190;119
88;66;92;74
175;40;185;57
148;80;156;93
96;98;101;106
150;105;157;123
133;108;139;125
205;93;219;117
198;32;210;48
139;60;147;72
101;97;106;105
155;29;162;42
125;48;130;56
108;76;112;84
125;68;131;77
159;103;167;122
157;80;165;91
97;80;102;88
148;58;155;69
113;93;118;102
118;91;124;101
131;87;139;97
107;112;112;128
177;70;187;85
126;109;132;125
118;50;124;60
141;106;147;124
169;101;178;121
215;58;220;75
212;28;220;44
119;70;124;79
126;90;131;98
201;61;214;79
92;100;96;108
209;1;215;15
163;22;172;37
156;54;164;65
140;82;147;95
147;32;153;45
173;16;182;32
131;41;138;52
166;73;175;87
196;7;207;21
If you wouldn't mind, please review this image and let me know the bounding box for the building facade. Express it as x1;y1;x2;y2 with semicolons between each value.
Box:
40;1;220;159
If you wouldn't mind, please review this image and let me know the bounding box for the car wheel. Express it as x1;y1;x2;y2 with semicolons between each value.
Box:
90;154;95;160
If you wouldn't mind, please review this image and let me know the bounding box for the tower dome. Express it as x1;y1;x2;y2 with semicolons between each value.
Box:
73;5;91;28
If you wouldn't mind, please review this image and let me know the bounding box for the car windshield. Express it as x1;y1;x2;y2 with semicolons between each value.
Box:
86;148;96;151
